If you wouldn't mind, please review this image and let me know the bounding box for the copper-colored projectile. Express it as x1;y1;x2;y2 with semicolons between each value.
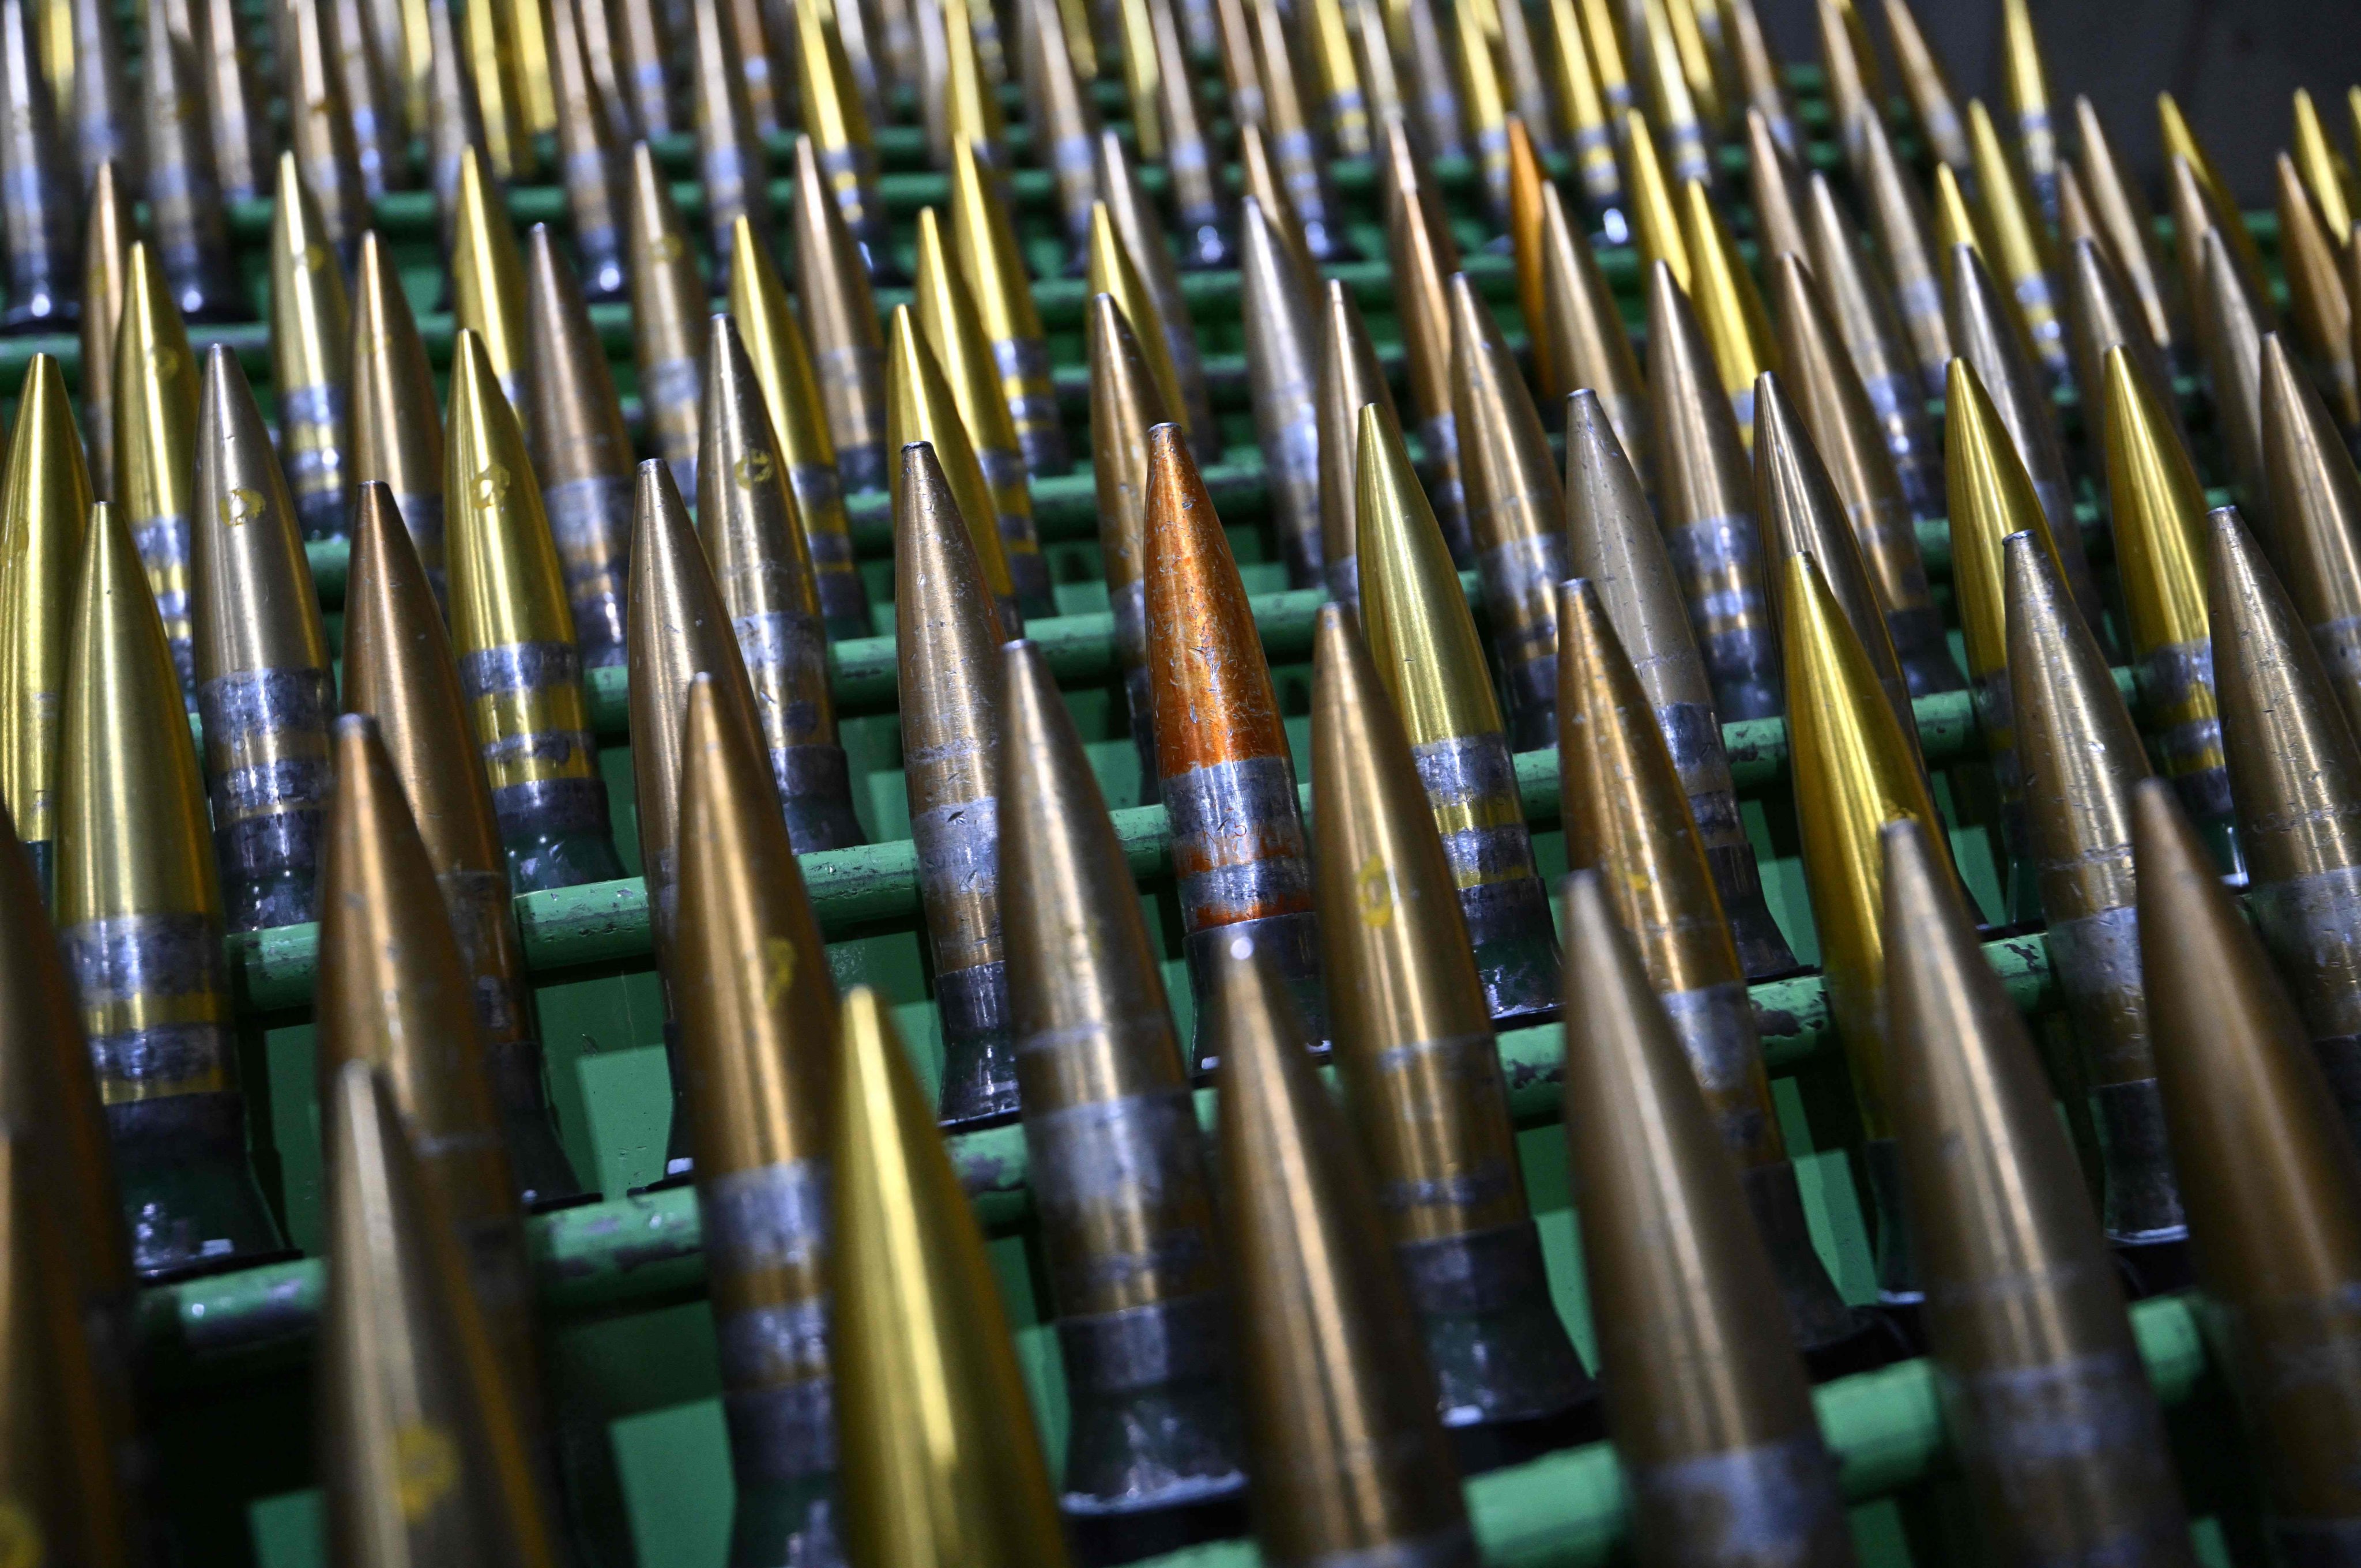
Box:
2103;345;2236;865
111;241;199;706
2261;334;2361;740
547;0;625;300
794;134;890;494
1209;933;1473;1566
0;0;70;330
688;0;768;291
2208;506;2361;1145
1304;0;1370;158
1965;98;2068;389
2275;153;2359;434
2136;777;2361;1556
1000;639;1247;1526
895;440;1016;1122
1650;262;1781;722
1797;173;1941;526
1256;0;1347;257
521;224;632;669
1622;107;1689;291
1357;405;1560;1024
136;2;236;325
888;305;1027;634
729;218;874;639
1879;0;1965;168
190;345;337;932
2197;229;2271;517
193;0;265;205
2159;93;2268;303
1994;0;2057;221
1099;138;1222;462
1399;0;1467;162
1147;424;1327;1059
1149;0;1227;267
425;0;491;259
1240;197;1324;589
1881;816;2194;1562
1535;178;1648;469
352;232;449;601
283;0;368;272
1506;117;1553;392
608;0;675;138
624;141;704;497
0;355;88;896
269;156;355;546
77;160;131;505
1316;278;1398;610
1385;165;1473;566
329;0;405;200
317;1061;563;1568
2062;233;2186;469
2006;530;2182;1247
1088;291;1170;801
1558;869;1856;1563
1783;548;1953;1300
58;500;284;1275
445;329;624;892
913;206;1054;618
2074;96;2183;371
1313;604;1593;1434
451;146;531;431
342;483;583;1208
1856;108;1949;396
1564;400;1797;978
1769;256;1958;699
1019;0;1101;265
1544;0;1627;233
950;141;1069;477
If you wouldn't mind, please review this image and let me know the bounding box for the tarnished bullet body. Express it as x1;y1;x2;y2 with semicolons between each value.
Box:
425;0;491;258
549;0;627;300
1451;0;1513;223
0;0;69;331
2006;532;2184;1247
1304;0;1369;159
1315;277;1397;614
1385;142;1473;566
329;0;404;201
1558;870;1855;1567
283;0;367;271
1783;549;1953;1301
2275;155;2358;436
343;483;583;1208
2136;778;2361;1561
1771;255;1959;698
524;225;635;669
269;157;355;545
1211;934;1477;1568
626;141;705;497
1880;0;1964;167
609;0;675;139
1315;605;1592;1439
729;220;873;640
1399;0;1466;163
58;500;284;1276
1001;640;1247;1533
2209;507;2361;1144
1857;108;1949;395
1997;0;2058;220
2160;95;2268;302
1801;174;1942;525
951;142;1068;478
1358;406;1559;1025
1746;108;1808;274
1966;99;2069;388
1020;0;1100;264
1815;0;1877;169
1241;197;1325;589
1637;0;1709;188
1527;150;1647;476
137;0;238;323
2062;233;2185;467
445;330;625;892
2262;335;2361;740
2075;96;2184;373
1255;0;1345;259
1089;292;1168;802
353;232;449;601
112;242;199;705
452;147;531;426
0;356;89;895
194;0;265;205
1147;424;1327;1060
793;134;889;494
834;987;1073;1568
897;442;1016;1122
317;1062;564;1568
1099;142;1222;465
191;348;337;932
1683;180;1777;444
1149;0;1228;268
2197;230;2270;518
65;0;130;198
1882;817;2195;1565
2166;156;2267;351
1564;404;1795;978
672;676;845;1566
78;160;130;506
1545;0;1628;231
690;0;769;292
701;318;868;854
1727;0;1793;157
889;307;1029;634
796;0;892;280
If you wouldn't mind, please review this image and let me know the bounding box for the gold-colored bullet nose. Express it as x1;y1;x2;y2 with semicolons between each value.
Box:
522;223;634;669
794;133;890;494
111;239;202;707
0;353;90;892
1240;195;1326;590
2260;332;2361;741
269;154;355;546
1316;278;1398;611
624;140;706;497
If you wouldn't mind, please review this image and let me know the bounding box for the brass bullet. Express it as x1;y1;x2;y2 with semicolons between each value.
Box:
0;355;88;898
1316;277;1398;610
1726;0;1793;159
2103;344;2236;865
2062;232;2187;468
1240;196;1325;590
1564;402;1797;977
1532;174;1648;472
425;0;491;259
445;328;626;891
2295;85;2357;244
1088;292;1169;802
1543;0;1628;235
343;481;585;1208
1575;0;1633;117
1770;255;1960;698
0;0;71;330
1098;136;1223;463
2166;153;2271;348
1494;4;1558;167
688;0;769;294
1304;0;1371;158
1149;0;1229;267
625;141;706;498
1930;161;1997;281
1855;105;1949;397
190;346;337;932
58;499;285;1275
2276;153;2359;436
1313;603;1592;1440
1385;154;1474;565
608;0;675;139
460;0;531;183
1358;404;1560;1023
888;305;1028;632
62;0;130;205
283;0;370;272
2261;333;2361;741
1879;0;1965;168
317;1061;563;1568
1965;97;2068;387
269;155;355;546
1993;0;2059;219
548;0;627;300
1256;0;1347;258
1115;0;1161;164
1087;197;1214;468
729;217;874;639
1798;172;1942;526
833;986;1072;1568
913;206;1055;618
2160;92;2268;301
2136;775;2361;1556
1783;548;1953;1300
1147;423;1327;1058
1400;0;1468;161
330;0;407;200
1637;0;1710;189
194;0;267;205
1622;105;1689;289
521;224;633;668
2005;529;2183;1248
352;231;450;602
1650;261;1781;721
1018;0;1101;266
453;145;532;430
1745;104;1807;265
1814;0;1876;172
1209;932;1473;1566
1558;868;1855;1563
78;159;132;504
1881;815;2195;1563
2208;505;2361;1144
930;0;1004;171
2197;228;2271;517
1240;122;1315;301
1348;15;1404;146
950;140;1070;477
1451;0;1515;223
1683;177;1777;445
2075;94;2185;372
111;240;200;706
1000;638;1247;1534
896;439;1017;1122
793;133;890;494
